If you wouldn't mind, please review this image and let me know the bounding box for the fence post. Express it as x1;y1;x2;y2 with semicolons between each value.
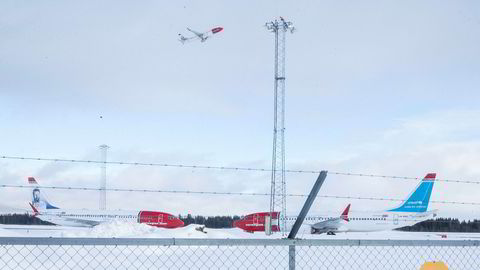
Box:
289;244;295;270
288;171;328;239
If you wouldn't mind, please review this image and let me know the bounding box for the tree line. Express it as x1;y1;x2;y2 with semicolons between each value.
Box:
179;214;242;228
397;218;480;232
0;214;53;225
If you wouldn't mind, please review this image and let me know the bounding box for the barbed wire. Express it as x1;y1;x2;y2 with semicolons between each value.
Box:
1;184;479;206
1;155;479;184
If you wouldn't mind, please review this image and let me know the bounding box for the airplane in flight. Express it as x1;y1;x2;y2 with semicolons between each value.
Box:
234;173;438;234
178;27;223;44
28;177;184;228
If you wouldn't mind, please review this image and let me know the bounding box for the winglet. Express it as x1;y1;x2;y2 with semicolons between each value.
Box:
340;204;350;221
29;202;39;216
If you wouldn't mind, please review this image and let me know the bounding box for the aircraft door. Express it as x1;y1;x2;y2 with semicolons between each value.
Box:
158;213;164;224
253;214;259;225
393;214;399;225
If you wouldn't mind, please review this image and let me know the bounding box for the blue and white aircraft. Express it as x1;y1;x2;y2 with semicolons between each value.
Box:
290;173;438;235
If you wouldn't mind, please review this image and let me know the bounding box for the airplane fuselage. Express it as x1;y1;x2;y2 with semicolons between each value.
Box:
287;210;436;233
35;209;184;228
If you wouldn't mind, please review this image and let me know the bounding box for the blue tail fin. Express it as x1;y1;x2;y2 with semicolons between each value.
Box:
388;173;436;213
29;177;59;210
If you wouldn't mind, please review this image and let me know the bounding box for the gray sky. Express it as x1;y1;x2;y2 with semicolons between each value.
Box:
1;1;480;218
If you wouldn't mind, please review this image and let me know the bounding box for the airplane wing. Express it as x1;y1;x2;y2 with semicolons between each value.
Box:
28;202;39;216
311;218;345;234
311;204;350;234
63;218;101;227
186;28;204;38
178;34;196;44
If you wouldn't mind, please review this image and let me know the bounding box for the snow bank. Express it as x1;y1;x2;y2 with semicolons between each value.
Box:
63;220;158;237
62;221;281;238
4;221;480;240
0;227;20;237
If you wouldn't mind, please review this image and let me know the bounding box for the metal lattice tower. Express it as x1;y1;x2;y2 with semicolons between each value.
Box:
266;17;295;234
99;144;109;210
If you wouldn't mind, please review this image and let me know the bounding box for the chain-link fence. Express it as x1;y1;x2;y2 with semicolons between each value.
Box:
0;238;479;269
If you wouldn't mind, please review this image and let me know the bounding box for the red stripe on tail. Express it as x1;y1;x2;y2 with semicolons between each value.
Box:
423;173;436;180
28;177;37;184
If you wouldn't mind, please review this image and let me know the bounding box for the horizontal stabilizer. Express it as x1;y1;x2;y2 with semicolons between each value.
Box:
28;203;39;216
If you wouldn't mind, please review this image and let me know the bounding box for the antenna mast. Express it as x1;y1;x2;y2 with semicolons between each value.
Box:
266;17;295;235
99;144;109;210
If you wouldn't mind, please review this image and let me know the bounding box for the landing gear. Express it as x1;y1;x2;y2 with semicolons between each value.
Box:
326;231;336;235
311;228;318;234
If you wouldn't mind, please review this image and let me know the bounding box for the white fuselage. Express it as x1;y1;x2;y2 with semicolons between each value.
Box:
36;209;139;227
285;210;436;233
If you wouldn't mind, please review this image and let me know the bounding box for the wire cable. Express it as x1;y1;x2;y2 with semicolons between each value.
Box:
1;155;479;184
1;184;479;206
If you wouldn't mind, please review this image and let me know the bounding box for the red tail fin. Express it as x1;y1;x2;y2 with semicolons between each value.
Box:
341;204;351;221
211;27;223;34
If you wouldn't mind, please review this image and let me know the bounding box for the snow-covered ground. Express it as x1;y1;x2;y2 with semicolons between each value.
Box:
1;221;480;240
1;222;479;269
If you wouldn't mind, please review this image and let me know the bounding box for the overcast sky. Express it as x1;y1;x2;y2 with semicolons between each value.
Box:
1;1;480;218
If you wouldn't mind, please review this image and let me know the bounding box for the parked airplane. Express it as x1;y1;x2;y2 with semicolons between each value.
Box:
28;177;184;228
234;173;438;234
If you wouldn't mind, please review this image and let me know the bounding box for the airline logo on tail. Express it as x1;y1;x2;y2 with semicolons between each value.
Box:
388;173;436;213
29;177;59;210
